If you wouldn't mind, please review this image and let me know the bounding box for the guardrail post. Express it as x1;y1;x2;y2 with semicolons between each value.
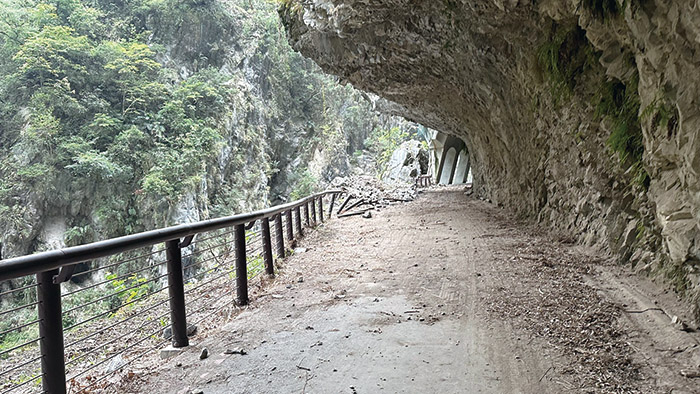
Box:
274;214;285;259
329;193;337;217
285;210;294;242
318;196;324;222
304;202;310;227
234;224;249;305
311;198;317;225
165;239;188;348
261;217;274;276
37;269;66;394
295;206;303;236
337;195;352;214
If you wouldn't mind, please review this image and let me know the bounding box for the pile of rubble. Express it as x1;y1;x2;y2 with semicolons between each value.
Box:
329;175;416;218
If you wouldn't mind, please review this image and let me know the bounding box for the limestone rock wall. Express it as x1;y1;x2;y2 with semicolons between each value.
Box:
280;0;700;317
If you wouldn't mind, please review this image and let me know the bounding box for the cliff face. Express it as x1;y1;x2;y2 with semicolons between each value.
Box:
280;0;700;317
0;0;405;260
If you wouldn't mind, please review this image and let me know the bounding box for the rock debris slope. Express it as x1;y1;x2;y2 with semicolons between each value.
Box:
279;0;700;318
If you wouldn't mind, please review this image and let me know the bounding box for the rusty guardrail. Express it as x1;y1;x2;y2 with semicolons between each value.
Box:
0;190;342;394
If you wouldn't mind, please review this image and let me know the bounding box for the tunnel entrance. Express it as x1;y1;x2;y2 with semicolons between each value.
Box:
432;133;470;185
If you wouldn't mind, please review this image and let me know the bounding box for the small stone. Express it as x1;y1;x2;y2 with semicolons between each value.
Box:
672;315;679;324
224;348;247;355
199;348;209;360
680;369;700;378
362;211;372;219
104;354;126;373
163;324;198;340
298;277;304;283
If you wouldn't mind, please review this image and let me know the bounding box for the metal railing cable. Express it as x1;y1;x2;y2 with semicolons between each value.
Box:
64;295;172;353
62;285;171;335
0;283;37;298
61;272;169;317
0;375;41;394
68;247;167;281
0;301;40;317
0;355;42;378
62;259;168;297
0;190;343;394
0;337;41;359
66;306;173;372
0;318;40;338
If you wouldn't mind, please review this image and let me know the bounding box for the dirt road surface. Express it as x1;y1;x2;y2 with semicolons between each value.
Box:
120;188;700;393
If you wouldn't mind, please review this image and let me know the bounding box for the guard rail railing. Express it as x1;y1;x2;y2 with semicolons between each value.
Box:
0;190;343;394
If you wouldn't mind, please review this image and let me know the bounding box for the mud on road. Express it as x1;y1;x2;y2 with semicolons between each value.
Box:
119;188;700;393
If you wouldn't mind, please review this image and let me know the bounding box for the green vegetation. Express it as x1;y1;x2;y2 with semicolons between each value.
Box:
364;126;409;176
641;97;677;138
594;76;642;161
0;306;38;359
537;21;648;189
536;23;599;103
0;0;390;259
0;2;418;373
0;0;235;240
581;0;621;22
593;71;649;189
289;169;319;200
581;0;654;22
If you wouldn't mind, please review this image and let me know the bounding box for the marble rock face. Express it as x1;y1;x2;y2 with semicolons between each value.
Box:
382;140;428;185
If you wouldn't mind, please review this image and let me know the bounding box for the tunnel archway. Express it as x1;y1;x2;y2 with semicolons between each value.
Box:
453;149;470;184
438;147;457;185
434;134;468;185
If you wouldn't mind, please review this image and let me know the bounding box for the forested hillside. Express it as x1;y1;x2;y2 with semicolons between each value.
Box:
0;0;409;259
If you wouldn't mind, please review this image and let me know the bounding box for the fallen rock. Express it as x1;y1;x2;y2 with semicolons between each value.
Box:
199;347;209;360
680;369;700;378
331;175;416;203
104;354;127;373
381;140;429;185
163;324;198;340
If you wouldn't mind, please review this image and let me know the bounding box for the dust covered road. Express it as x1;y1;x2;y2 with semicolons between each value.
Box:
132;189;699;394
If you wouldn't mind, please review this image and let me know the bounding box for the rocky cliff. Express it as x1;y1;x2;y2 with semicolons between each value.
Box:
280;0;700;318
0;0;409;260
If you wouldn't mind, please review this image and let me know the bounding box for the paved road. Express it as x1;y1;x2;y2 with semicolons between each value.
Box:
122;189;698;394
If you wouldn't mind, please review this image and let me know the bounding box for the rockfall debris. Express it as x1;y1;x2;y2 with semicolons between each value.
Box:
330;176;417;218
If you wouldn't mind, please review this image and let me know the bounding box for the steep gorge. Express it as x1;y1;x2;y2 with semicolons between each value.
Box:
0;0;413;260
280;0;700;318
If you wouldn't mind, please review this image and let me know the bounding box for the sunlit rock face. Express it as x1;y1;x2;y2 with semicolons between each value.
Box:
281;0;700;316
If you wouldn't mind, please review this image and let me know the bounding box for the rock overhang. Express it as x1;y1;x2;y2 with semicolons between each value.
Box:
280;0;700;317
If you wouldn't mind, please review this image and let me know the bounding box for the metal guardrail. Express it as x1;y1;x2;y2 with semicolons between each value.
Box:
415;175;433;188
0;190;342;394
